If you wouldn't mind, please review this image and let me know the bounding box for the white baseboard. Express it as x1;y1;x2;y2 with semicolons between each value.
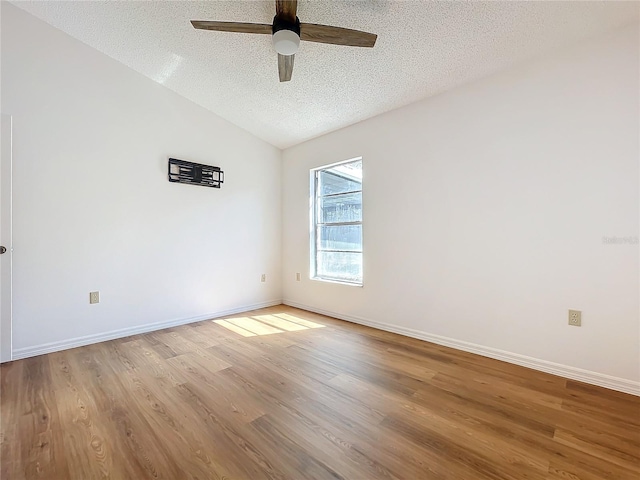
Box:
11;299;282;361
283;299;640;396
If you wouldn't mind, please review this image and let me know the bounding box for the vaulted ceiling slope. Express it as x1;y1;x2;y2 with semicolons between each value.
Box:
11;1;639;149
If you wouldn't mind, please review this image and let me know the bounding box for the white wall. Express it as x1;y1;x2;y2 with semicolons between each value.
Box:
282;25;640;391
1;3;282;355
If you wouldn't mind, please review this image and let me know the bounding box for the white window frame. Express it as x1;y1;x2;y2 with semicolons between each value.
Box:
310;157;363;286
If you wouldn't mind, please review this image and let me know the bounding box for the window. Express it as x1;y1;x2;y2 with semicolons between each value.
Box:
311;159;362;285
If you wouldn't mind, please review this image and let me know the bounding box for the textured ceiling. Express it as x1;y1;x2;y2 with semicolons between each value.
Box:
10;1;640;149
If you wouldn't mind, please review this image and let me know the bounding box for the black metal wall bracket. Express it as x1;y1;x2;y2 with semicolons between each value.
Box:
168;158;224;188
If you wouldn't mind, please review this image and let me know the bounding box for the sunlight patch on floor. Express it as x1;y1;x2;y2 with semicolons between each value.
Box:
214;319;256;337
273;313;325;329
253;315;308;332
214;314;325;337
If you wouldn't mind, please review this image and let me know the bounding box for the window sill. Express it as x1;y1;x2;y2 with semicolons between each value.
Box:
311;277;363;287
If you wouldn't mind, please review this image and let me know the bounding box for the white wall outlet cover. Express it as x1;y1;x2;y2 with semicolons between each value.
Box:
568;309;582;326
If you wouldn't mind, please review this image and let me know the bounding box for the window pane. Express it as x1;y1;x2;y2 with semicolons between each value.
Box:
318;169;362;196
318;225;362;251
318;192;362;223
312;158;363;285
317;251;362;283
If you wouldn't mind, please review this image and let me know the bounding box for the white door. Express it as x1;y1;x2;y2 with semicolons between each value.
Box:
0;115;12;363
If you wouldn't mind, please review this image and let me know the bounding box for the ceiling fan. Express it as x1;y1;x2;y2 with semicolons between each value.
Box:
191;0;377;82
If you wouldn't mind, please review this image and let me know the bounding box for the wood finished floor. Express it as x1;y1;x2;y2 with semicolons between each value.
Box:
1;305;639;480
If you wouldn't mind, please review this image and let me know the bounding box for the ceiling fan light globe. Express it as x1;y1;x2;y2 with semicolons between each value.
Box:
272;29;300;56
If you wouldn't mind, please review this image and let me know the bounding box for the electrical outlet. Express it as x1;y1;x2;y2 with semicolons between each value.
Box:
568;309;581;326
296;273;301;281
261;274;266;283
89;291;100;304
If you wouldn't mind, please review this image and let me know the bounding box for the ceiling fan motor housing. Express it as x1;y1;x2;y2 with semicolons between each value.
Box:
272;16;301;56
